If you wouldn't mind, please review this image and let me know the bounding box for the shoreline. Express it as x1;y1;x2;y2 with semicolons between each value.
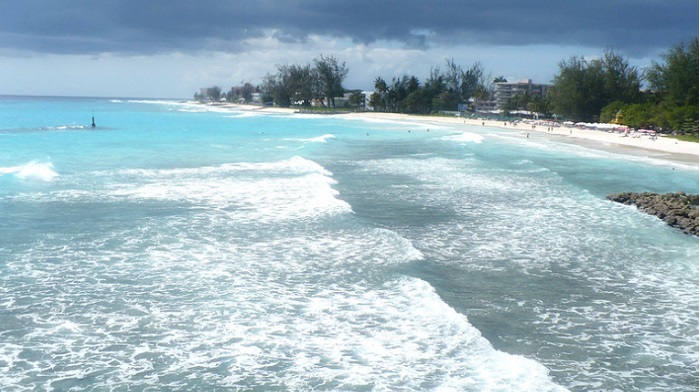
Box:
347;111;699;166
195;102;699;167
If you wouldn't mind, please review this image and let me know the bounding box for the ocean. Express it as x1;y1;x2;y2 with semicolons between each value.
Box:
0;96;697;391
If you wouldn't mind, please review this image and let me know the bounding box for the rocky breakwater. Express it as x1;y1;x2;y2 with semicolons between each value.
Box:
606;192;699;236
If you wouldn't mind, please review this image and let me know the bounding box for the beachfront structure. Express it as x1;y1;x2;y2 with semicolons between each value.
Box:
471;97;497;112
493;79;551;110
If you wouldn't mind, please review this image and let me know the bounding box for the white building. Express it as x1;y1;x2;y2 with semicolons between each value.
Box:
493;79;551;109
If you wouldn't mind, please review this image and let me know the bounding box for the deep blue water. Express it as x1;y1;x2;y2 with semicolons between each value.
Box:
0;96;697;391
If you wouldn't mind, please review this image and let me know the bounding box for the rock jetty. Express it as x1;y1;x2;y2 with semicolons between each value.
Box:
606;192;699;236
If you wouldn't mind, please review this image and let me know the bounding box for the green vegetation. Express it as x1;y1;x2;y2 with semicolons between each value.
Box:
502;91;551;117
636;38;697;137
549;50;643;122
668;133;699;143
194;86;222;102
369;60;489;114
195;38;698;138
595;39;698;138
225;82;256;103
260;55;349;108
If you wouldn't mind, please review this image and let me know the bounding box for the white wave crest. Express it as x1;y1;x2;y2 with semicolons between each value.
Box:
308;134;336;143
293;277;567;391
284;134;336;143
108;156;348;222
116;156;331;179
49;124;87;131
127;99;184;106
442;132;484;144
0;161;58;181
225;112;261;118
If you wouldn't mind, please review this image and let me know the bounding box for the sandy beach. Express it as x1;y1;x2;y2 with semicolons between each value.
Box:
200;102;699;166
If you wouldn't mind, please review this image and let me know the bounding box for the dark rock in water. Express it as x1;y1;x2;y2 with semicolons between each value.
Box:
606;192;699;236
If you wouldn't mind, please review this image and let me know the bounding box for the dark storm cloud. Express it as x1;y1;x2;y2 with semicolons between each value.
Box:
1;0;696;56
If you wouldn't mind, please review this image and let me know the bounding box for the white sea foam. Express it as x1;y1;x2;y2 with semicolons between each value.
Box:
283;134;336;143
3;158;349;226
127;99;184;106
281;277;567;391
225;111;261;118
354;151;698;390
0;161;58;181
50;124;87;131
0;98;695;391
105;156;350;222
442;132;484;144
125;99;211;114
114;155;331;179
0;189;567;390
176;107;209;113
493;131;699;170
337;114;452;132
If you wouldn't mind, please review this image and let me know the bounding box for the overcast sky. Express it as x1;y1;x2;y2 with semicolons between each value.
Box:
0;0;697;98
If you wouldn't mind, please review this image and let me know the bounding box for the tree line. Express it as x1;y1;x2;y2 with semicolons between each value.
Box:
550;38;698;135
195;37;698;136
195;55;352;109
369;60;491;114
194;83;256;103
260;54;351;108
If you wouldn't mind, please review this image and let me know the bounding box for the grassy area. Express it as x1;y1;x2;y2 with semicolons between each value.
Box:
667;133;699;143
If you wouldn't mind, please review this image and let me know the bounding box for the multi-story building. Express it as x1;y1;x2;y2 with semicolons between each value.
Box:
493;79;551;110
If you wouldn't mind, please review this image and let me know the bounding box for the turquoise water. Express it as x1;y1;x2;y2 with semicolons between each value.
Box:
0;96;697;391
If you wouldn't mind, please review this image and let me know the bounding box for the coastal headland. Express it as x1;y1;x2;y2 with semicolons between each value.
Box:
195;102;699;166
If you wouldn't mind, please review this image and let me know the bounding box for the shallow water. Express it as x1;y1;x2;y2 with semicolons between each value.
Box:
0;96;697;391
